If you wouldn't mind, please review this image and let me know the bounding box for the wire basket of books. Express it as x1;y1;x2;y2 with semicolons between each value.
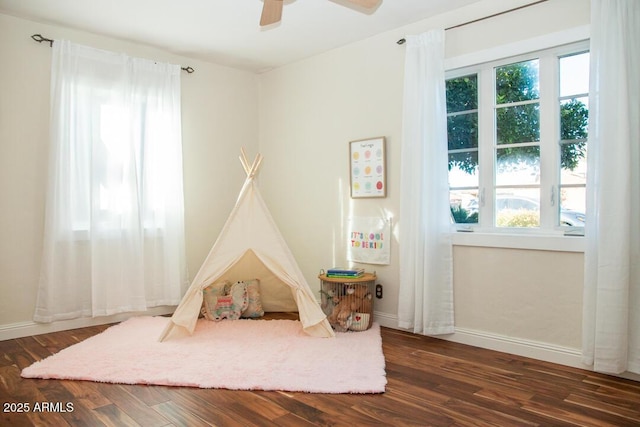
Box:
319;268;375;332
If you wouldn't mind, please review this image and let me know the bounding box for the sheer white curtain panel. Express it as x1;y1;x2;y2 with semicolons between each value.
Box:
397;30;454;335
35;41;188;322
582;0;640;374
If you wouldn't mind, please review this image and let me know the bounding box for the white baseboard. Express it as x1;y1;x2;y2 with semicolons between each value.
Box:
373;311;588;370
0;307;175;341
372;311;400;330
449;327;586;369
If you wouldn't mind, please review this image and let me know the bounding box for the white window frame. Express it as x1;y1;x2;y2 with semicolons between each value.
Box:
445;27;589;252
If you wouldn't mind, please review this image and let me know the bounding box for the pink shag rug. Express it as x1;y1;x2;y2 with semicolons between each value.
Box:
21;316;386;394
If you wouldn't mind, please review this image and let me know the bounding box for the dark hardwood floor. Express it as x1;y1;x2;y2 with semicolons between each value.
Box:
1;316;639;426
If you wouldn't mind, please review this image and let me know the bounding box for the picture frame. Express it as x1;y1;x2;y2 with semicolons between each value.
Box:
349;137;386;198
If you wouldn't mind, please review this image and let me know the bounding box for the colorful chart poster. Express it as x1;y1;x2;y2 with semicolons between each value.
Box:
347;216;391;265
349;137;386;198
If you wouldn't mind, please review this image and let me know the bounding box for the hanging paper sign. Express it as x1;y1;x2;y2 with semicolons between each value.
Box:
347;217;391;265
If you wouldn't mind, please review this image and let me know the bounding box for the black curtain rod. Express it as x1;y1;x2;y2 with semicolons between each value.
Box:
396;0;549;45
31;34;195;73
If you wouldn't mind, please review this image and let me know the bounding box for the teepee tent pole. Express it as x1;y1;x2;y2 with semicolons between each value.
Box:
239;147;251;175
249;154;263;179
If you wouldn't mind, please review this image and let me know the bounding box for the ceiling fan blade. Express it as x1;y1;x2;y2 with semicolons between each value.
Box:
260;0;284;26
345;0;379;8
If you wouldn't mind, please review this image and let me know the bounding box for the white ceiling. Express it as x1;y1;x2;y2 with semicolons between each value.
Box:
0;0;482;73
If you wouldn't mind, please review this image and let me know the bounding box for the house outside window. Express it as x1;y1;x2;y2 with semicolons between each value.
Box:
447;42;589;234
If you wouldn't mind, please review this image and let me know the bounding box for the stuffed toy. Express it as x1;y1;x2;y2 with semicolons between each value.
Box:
327;284;371;332
203;281;248;321
201;280;231;319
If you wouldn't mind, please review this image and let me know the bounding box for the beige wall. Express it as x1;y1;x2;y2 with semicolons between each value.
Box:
258;0;590;362
0;0;593;367
0;13;259;327
453;246;584;349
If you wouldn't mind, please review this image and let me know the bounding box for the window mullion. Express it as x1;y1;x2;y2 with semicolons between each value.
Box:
478;67;495;228
539;54;559;229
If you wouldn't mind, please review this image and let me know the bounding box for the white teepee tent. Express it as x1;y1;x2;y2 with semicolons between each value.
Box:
159;150;334;341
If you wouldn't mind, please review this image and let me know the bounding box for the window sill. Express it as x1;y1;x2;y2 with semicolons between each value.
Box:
70;227;164;241
451;231;585;253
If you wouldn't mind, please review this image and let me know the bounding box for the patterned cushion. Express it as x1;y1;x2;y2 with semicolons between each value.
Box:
211;281;248;321
239;279;264;318
201;280;232;321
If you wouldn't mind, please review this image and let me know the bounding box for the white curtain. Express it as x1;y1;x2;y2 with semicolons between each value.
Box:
35;41;188;322
397;30;454;335
582;0;640;374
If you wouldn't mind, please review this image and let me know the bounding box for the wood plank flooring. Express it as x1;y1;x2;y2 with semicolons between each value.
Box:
1;317;639;426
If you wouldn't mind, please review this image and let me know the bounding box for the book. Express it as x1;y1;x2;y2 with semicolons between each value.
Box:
325;273;365;279
327;267;364;274
326;267;364;278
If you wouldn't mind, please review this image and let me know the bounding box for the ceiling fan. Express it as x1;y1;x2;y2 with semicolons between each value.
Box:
260;0;379;26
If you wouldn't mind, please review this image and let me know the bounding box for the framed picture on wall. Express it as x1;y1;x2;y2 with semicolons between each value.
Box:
349;137;386;198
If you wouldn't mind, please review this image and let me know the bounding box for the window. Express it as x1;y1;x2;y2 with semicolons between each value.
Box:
447;42;589;234
558;52;589;227
71;97;177;233
36;40;187;322
447;75;479;225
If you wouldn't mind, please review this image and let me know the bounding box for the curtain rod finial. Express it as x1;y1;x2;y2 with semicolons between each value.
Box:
31;34;44;42
31;33;53;47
